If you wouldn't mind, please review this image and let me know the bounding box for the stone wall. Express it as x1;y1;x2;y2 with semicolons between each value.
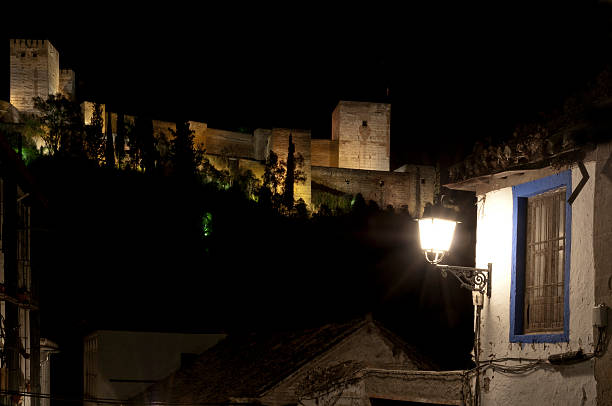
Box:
152;120;176;159
202;128;254;159
269;128;312;207
59;69;76;101
332;101;390;171
81;101;107;132
311;165;435;216
311;139;339;167
10;39;60;113
254;128;272;161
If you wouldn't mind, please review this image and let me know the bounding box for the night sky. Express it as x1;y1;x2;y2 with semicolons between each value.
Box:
3;2;612;168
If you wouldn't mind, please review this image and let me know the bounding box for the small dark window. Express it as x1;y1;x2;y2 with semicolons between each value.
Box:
421;178;426;184
362;120;368;127
20;52;25;57
32;52;37;57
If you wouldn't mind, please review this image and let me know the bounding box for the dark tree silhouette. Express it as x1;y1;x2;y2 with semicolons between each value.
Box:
33;94;83;156
116;113;126;167
169;121;197;181
132;116;156;172
84;103;105;163
105;109;115;168
282;134;296;210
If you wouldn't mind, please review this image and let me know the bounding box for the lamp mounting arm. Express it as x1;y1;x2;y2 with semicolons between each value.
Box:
435;263;492;298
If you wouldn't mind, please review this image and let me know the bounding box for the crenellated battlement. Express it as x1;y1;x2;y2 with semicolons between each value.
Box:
10;39;49;50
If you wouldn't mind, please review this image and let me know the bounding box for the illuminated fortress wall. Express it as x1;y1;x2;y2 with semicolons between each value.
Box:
6;39;434;214
269;128;312;207
311;165;435;217
59;69;76;101
10;39;60;113
332;101;390;171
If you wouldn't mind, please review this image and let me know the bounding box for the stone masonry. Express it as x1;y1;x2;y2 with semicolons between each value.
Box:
59;69;76;101
312;165;435;217
332;101;391;171
10;39;60;113
7;38;434;215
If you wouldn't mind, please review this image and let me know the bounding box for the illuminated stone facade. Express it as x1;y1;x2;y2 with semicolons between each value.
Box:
9;39;60;113
6;38;434;215
332;101;391;171
59;69;76;101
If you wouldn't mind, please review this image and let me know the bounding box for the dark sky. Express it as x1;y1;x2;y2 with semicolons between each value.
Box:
3;2;612;167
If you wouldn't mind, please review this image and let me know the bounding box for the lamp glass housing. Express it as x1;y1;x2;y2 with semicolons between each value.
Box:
418;217;457;254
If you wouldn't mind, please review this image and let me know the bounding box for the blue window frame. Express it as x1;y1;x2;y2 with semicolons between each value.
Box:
510;170;572;343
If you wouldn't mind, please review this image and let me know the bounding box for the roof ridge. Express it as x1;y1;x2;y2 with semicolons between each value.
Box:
255;317;370;396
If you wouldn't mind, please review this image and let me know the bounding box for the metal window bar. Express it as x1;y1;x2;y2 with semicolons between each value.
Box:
17;202;30;292
524;187;566;333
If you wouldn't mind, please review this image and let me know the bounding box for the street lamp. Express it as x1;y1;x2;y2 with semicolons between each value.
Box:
418;205;492;299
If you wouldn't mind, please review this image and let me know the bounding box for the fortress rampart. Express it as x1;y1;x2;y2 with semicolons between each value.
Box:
6;38;435;214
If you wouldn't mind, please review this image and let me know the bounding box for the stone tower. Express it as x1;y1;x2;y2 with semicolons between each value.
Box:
332;101;391;171
9;39;60;113
59;69;76;101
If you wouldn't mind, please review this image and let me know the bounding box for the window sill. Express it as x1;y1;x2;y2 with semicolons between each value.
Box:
510;332;568;343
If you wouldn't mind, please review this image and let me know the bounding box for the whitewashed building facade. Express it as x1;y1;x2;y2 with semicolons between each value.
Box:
446;139;612;405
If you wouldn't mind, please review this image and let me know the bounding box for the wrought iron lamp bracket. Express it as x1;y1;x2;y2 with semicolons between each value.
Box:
435;263;492;298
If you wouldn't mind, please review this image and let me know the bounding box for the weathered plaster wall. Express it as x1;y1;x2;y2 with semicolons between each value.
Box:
332;101;390;171
269;128;311;207
591;140;612;405
311;139;339;167
475;163;597;405
312;165;434;216
86;331;225;405
59;69;76;101
261;323;418;406
10;39;60;113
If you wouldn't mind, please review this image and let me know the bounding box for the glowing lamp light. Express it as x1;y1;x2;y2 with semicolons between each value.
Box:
418;217;457;264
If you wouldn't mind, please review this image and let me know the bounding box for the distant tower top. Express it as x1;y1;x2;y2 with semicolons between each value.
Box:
9;39;60;113
332;101;391;171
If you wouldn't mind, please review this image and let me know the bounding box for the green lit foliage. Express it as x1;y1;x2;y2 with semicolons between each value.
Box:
21;117;46;151
312;188;352;215
0;125;41;165
202;212;213;237
33;94;84;156
84;103;106;164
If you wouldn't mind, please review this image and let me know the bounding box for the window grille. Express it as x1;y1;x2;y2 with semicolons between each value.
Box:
17;199;30;292
84;335;98;398
524;187;566;333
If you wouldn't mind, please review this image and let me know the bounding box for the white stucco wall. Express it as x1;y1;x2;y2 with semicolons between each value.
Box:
475;163;597;405
87;331;226;403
